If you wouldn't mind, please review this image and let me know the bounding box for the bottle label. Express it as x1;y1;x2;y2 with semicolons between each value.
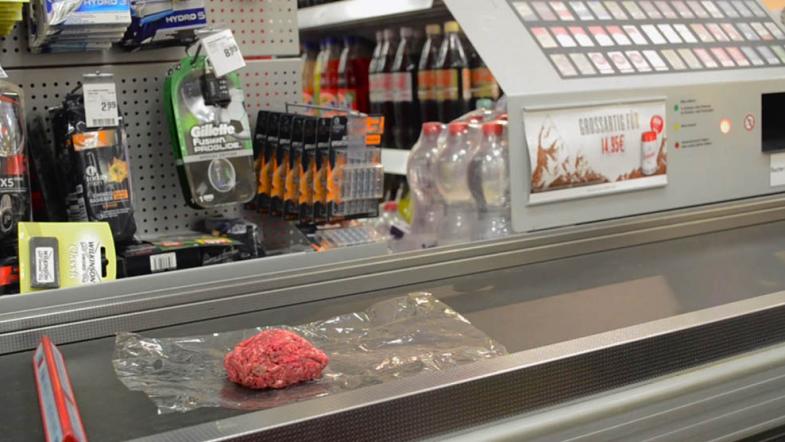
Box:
471;67;500;100
392;72;414;103
417;70;435;101
319;90;339;108
369;73;380;103
381;73;395;103
435;68;471;101
338;88;358;110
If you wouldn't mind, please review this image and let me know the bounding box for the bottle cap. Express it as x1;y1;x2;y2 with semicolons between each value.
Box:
445;21;460;33
384;201;398;212
426;24;442;35
641;131;657;142
482;122;504;136
400;27;414;38
376;30;383;41
422;122;444;136
384;28;397;40
498;113;509;121
448;122;469;135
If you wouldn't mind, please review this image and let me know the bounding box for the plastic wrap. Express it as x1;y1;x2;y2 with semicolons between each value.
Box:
113;293;507;414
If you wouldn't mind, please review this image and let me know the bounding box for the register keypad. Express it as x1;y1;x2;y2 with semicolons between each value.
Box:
511;0;785;78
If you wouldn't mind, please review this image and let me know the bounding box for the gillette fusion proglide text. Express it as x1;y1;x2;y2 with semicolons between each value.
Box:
165;55;255;209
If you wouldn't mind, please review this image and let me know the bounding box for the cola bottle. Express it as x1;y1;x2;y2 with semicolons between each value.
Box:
418;24;442;124
392;27;423;149
406;122;446;248
435;21;471;123
435;122;476;245
468;43;501;110
468;121;510;240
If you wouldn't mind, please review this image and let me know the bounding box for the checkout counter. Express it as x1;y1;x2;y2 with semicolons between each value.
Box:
5;0;785;440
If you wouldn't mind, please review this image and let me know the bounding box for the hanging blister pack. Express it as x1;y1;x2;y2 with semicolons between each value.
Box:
27;0;131;52
165;54;256;209
49;75;137;244
121;0;207;49
0;81;30;245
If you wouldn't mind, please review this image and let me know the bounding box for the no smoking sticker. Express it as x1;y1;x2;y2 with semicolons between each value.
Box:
744;114;756;131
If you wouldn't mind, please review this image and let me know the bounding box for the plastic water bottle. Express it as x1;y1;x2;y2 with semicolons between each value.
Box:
469;121;511;240
406;122;445;248
435;121;476;245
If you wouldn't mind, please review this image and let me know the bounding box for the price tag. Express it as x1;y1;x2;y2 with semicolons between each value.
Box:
83;82;119;128
201;29;246;77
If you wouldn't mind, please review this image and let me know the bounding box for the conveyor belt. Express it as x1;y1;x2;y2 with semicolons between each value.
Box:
5;220;785;440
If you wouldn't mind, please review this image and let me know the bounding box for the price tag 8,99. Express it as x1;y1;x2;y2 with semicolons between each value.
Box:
83;82;119;128
201;29;246;77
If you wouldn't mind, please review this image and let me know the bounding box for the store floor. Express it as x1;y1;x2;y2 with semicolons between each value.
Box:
4;220;785;440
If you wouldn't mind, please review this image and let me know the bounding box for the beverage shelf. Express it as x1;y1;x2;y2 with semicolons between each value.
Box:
382;148;410;176
299;0;446;31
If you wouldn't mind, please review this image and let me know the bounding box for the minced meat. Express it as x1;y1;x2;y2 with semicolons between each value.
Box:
224;329;329;389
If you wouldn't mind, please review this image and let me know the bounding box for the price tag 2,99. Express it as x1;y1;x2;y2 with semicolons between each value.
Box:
201;29;246;77
83;81;119;128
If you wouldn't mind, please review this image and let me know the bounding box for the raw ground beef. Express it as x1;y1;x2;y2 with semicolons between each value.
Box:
224;329;329;389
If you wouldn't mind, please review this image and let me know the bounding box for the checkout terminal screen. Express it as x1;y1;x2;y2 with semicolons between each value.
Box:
510;0;785;78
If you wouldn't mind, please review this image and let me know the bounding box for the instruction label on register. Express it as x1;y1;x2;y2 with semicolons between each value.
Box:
771;153;785;187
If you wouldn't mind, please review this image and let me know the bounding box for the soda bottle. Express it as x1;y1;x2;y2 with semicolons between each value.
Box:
406;122;445;249
418;24;442;124
313;39;326;110
368;30;384;116
435;122;476;245
392;27;423;149
468;121;510;240
338;36;371;113
468;43;501;110
319;37;342;108
379;28;399;148
435;21;471;123
301;41;319;105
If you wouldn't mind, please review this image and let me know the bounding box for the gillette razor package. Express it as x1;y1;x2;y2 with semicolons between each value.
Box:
49;89;137;244
27;0;131;52
0;81;30;244
165;55;256;209
122;0;207;49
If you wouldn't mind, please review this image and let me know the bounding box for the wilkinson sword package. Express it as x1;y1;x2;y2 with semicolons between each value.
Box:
121;0;206;49
165;55;256;209
18;221;116;293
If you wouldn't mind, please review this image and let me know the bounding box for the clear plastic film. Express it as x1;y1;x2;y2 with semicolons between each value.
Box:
113;293;507;414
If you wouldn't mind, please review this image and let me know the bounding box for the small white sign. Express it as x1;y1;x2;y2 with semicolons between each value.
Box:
0;64;7;79
35;247;55;284
201;29;246;77
771;153;785;187
83;82;119;128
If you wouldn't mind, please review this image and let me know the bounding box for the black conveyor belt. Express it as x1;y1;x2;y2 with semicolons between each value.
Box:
5;220;785;441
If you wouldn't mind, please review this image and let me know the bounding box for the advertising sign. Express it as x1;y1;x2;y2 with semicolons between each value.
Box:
524;100;668;204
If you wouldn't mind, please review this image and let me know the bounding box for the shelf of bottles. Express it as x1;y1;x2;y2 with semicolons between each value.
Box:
298;0;438;31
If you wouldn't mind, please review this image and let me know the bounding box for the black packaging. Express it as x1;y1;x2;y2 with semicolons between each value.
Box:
118;235;241;278
28;115;67;221
200;217;263;260
50;92;137;244
299;117;318;224
271;113;293;216
285;116;305;219
313;117;332;224
0;83;30;242
259;112;280;213
327;115;349;223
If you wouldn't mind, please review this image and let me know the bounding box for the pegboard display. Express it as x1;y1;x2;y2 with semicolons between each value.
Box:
7;58;301;237
0;0;298;69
